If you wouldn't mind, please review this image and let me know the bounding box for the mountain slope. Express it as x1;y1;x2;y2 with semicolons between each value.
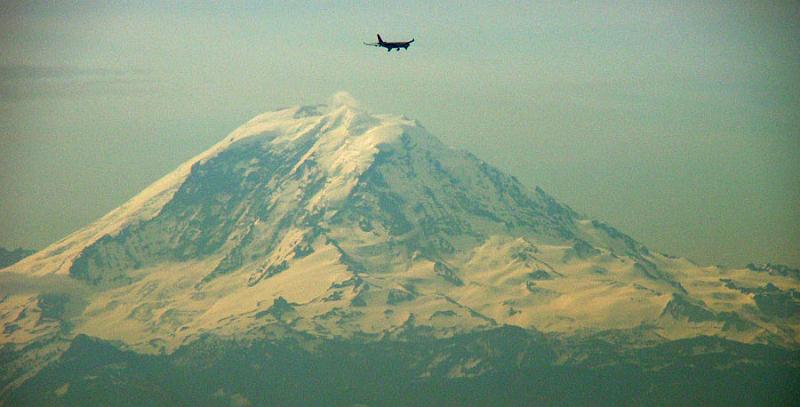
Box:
2;95;799;399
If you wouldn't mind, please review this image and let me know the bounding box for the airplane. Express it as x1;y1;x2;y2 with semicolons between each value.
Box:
364;34;414;52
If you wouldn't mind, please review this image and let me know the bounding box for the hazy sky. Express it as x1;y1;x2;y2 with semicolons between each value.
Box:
1;1;798;268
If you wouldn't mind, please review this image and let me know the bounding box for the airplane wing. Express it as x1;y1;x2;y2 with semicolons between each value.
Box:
363;42;380;47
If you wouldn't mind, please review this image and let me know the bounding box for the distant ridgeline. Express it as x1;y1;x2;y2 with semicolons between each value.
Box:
0;247;35;268
5;329;800;406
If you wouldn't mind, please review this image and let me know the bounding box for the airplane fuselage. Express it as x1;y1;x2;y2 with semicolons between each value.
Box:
379;41;412;51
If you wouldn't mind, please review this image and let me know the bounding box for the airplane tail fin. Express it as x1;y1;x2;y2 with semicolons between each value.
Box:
410;38;415;43
377;34;383;43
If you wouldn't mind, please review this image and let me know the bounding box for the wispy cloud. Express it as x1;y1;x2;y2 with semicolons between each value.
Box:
0;64;122;80
0;64;146;101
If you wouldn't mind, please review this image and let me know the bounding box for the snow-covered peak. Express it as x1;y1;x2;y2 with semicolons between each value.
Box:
4;93;799;356
4;93;417;277
222;94;413;151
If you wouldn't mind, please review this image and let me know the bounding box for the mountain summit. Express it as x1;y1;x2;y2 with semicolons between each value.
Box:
2;95;799;403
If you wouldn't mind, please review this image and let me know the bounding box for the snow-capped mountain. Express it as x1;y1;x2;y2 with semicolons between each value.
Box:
2;94;799;404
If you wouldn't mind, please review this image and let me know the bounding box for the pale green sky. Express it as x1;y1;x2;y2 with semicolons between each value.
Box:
1;1;798;267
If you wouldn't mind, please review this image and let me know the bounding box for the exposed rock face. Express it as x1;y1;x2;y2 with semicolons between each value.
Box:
0;248;35;269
